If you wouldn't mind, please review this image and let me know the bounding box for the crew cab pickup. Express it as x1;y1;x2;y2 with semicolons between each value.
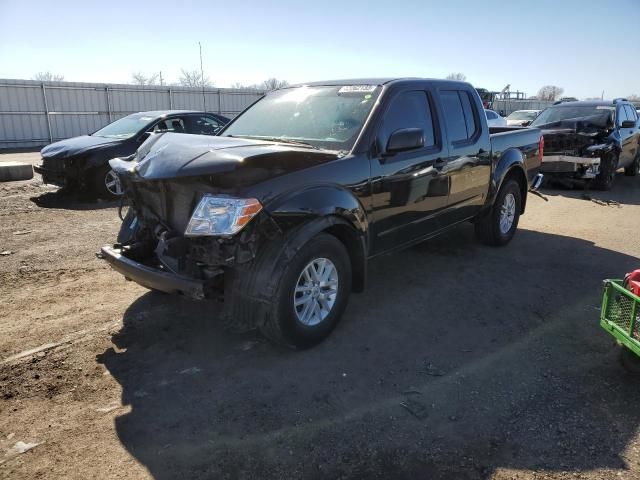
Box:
101;78;543;348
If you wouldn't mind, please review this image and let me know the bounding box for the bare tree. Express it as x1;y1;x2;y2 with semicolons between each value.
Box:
261;78;289;91
445;72;467;82
628;94;640;101
131;72;159;85
33;71;64;82
179;69;212;88
537;85;564;101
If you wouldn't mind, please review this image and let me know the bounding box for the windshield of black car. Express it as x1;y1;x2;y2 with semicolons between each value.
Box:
508;111;537;120
221;85;381;150
531;106;613;127
93;114;154;138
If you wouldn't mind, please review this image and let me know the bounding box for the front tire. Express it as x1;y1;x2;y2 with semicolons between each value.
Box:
593;152;617;190
474;179;522;246
624;153;639;177
93;164;124;199
259;233;352;349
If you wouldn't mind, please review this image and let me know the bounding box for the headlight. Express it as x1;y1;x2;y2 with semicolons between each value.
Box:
184;195;263;237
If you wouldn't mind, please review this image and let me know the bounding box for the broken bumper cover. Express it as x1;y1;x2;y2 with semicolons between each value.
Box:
100;245;206;300
540;155;600;179
33;164;69;186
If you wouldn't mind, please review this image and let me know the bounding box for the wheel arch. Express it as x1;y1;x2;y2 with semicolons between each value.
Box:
492;149;528;214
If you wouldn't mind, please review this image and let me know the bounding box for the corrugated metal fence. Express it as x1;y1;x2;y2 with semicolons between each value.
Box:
0;79;265;149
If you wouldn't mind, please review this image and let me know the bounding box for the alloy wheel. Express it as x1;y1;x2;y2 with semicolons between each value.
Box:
293;257;339;326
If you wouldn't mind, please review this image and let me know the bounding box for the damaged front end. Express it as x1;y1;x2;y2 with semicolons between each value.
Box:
539;119;615;182
101;157;281;302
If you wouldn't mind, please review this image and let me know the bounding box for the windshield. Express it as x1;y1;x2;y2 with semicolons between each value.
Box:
531;105;613;127
93;114;155;138
508;111;538;121
221;85;381;150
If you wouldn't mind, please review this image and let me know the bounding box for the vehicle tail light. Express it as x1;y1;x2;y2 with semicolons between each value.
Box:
539;136;544;163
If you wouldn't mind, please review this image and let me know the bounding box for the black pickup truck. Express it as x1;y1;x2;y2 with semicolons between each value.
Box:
101;78;543;348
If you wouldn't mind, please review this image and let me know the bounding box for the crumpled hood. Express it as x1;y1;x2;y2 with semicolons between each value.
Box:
41;135;122;158
110;133;339;185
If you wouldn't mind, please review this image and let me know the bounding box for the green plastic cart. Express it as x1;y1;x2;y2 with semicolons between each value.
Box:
600;279;640;373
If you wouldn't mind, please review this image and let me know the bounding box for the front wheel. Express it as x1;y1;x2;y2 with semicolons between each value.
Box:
624;154;639;177
592;153;617;190
474;179;522;246
93;164;124;199
259;233;352;349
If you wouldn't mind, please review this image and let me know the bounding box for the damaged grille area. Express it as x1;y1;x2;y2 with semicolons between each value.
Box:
41;156;67;171
118;176;281;295
543;129;595;156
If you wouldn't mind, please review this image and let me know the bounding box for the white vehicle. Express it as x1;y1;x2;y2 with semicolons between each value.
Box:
485;109;507;127
506;110;541;126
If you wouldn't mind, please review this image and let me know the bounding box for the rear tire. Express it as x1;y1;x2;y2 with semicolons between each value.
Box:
592;153;617;190
259;233;352;349
474;179;522;246
624;154;639;177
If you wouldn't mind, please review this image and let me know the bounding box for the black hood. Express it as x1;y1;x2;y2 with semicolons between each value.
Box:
40;135;123;158
110;133;340;187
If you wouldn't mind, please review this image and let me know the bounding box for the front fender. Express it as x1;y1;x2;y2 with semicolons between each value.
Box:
266;185;368;235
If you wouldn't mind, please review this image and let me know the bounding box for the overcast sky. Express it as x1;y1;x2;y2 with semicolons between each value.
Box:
1;0;639;99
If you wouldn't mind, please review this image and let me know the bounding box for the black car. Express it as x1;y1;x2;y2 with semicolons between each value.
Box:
101;78;543;348
34;110;229;198
532;99;640;189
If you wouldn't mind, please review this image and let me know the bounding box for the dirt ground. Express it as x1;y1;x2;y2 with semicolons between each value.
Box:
1;151;640;480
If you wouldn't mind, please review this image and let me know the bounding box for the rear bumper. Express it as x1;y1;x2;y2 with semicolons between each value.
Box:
529;173;544;191
100;245;207;300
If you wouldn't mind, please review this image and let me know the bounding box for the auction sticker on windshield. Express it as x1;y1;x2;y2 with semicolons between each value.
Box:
338;85;377;94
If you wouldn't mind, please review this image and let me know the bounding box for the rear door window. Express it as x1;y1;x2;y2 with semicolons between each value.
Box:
381;91;436;148
440;90;479;143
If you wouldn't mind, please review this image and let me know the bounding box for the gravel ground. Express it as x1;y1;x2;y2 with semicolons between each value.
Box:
1;152;640;480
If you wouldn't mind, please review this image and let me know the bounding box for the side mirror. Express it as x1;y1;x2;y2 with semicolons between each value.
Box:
385;128;424;155
620;120;636;128
521;120;532;127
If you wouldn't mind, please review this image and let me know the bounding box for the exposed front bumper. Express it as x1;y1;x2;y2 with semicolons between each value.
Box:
540;155;600;179
100;245;207;300
34;164;68;187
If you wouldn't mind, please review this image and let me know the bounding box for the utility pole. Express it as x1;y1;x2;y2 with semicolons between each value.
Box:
199;41;206;111
159;71;164;86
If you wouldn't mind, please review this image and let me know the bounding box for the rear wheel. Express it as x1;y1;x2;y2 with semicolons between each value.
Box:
474;179;522;246
624;153;639;177
592;153;617;190
259;233;352;349
94;164;124;199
